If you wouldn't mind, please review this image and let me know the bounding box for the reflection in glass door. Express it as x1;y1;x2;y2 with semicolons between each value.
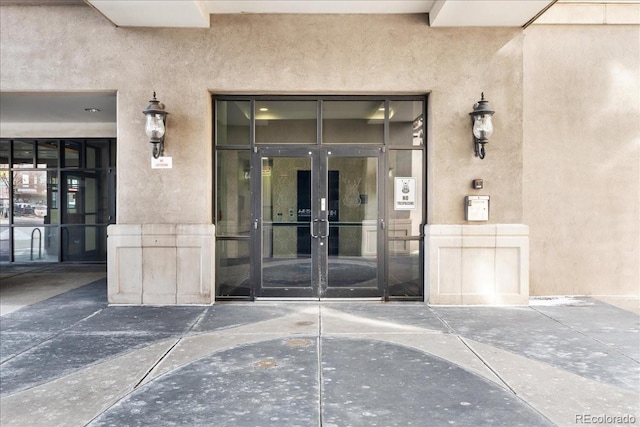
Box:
255;147;381;299
324;153;380;298
259;153;314;296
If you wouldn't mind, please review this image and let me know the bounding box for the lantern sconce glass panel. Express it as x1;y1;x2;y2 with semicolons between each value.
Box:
469;93;495;159
143;92;168;159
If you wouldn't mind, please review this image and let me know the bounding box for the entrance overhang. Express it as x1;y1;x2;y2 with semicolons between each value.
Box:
85;0;555;29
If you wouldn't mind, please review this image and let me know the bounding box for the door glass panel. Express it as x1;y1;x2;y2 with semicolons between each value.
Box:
216;101;250;146
262;156;312;289
323;101;384;144
61;225;106;262
389;100;424;146
256;101;317;144
327;156;378;290
217;239;251;297
216;150;250;236
61;172;109;224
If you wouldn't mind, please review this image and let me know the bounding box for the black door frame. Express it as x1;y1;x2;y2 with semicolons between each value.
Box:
213;95;427;301
252;145;384;299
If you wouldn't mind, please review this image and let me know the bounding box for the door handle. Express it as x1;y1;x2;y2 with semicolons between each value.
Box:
310;218;320;239
318;219;329;238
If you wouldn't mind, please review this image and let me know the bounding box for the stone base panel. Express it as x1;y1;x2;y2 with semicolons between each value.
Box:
108;223;527;305
425;224;530;305
107;224;215;305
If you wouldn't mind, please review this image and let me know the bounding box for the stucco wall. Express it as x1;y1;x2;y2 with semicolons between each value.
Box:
523;24;640;296
0;5;524;226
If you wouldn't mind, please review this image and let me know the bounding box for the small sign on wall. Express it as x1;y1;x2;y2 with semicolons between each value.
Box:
151;157;173;169
394;177;416;210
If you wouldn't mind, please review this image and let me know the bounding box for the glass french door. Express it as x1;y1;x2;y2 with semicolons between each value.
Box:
254;146;383;299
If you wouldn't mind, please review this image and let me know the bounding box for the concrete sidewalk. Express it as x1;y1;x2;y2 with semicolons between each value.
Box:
0;265;638;426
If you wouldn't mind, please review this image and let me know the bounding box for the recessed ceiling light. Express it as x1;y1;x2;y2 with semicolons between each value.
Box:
259;107;269;112
84;108;101;113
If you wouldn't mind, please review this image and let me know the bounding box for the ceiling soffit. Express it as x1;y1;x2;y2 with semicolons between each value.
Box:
84;0;555;28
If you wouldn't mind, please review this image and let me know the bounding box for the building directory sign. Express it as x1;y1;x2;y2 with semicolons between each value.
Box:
394;177;416;210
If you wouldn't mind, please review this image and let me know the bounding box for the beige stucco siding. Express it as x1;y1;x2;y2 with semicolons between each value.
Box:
1;6;524;226
523;24;640;296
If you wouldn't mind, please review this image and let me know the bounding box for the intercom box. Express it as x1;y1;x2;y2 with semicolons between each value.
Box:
465;195;490;221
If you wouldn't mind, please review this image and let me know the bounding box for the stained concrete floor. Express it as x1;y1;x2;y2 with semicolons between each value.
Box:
0;265;638;426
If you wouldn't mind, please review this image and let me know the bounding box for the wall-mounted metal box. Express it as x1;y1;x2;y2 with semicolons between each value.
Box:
465;195;490;221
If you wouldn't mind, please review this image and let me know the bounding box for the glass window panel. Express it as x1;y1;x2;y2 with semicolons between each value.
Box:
216;150;251;236
388;240;422;297
323;101;384;144
0;171;9;225
389;100;424;146
0;140;9;168
86;140;111;169
37;140;58;168
216;100;250;146
13;171;54;225
12;140;34;168
216;239;250;297
61;225;106;261
13;226;58;262
0;226;9;262
388;150;423;237
62;140;81;168
255;101;316;144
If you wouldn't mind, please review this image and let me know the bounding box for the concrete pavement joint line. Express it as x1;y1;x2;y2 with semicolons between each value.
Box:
0;307;106;366
334;332;506;387
530;305;640;364
462;338;640;426
457;335;518;395
139;308;320;384
133;337;183;390
0;331;57;365
459;337;557;426
429;306;457;334
0;338;178;427
131;307;209;388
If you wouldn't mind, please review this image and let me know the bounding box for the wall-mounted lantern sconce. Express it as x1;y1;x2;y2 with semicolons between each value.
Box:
469;92;495;159
143;92;168;159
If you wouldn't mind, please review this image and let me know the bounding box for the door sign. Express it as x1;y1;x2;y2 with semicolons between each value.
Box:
394;177;416;210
